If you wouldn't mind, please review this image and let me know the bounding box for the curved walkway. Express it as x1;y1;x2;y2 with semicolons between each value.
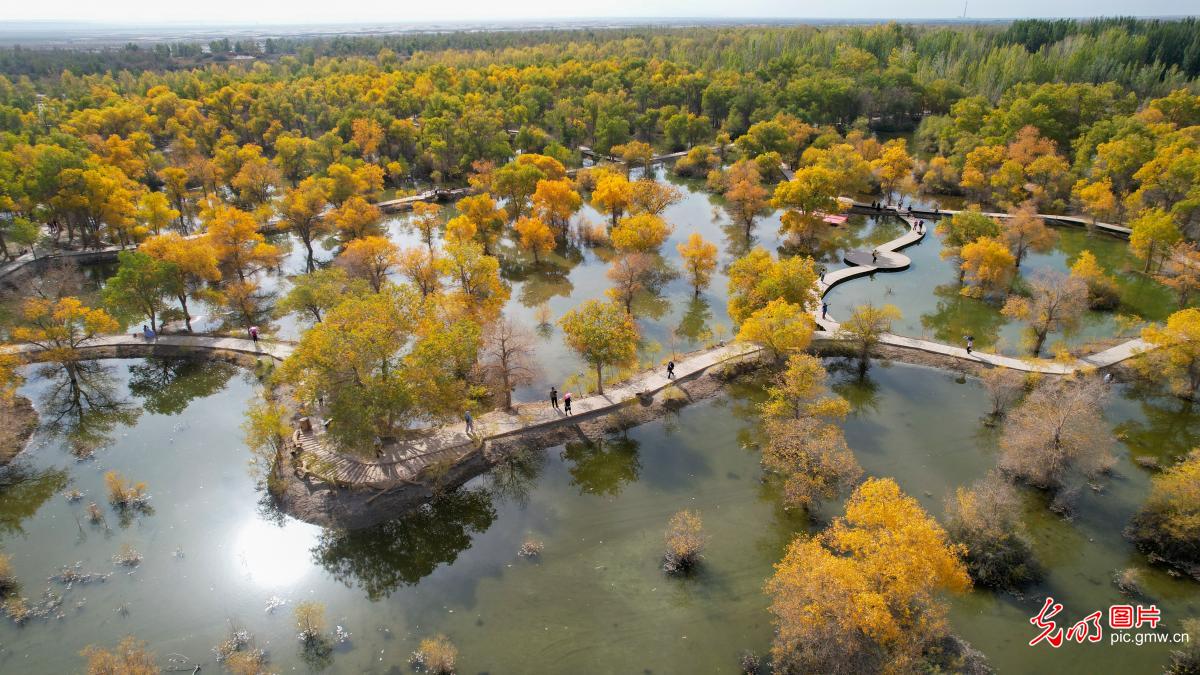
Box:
6;334;294;362
291;342;761;488
814;206;1150;374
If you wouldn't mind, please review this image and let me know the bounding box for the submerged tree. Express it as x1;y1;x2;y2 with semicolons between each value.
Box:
838;303;901;376
763;417;863;512
736;299;814;362
979;367;1026;424
766;478;970;674
1000;375;1114;497
1001;270;1088;356
1070;250;1122;310
937;210;1000;282
662;510;707;574
1001;203;1057;269
1139;308;1200;400
676;233;718;297
1127;449;1200;578
945;473;1042;590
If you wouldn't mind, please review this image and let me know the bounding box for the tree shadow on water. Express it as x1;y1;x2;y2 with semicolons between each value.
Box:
310;490;497;601
560;435;642;497
127;358;236;416
36;361;141;457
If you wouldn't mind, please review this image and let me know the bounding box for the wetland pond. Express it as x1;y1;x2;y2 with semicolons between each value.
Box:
2;167;1196;673
1;357;1198;673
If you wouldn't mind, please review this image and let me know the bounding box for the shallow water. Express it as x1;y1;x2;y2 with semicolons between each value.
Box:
823;209;1180;356
1;358;1198;673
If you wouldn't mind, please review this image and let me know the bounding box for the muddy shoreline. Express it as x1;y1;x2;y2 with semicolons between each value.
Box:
0;395;37;466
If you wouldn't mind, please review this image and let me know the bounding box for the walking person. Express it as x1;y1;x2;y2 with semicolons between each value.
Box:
142;324;154;341
464;409;474;435
550;386;560;411
871;249;878;263
249;325;259;345
965;335;974;355
563;392;573;415
821;302;829;319
667;361;675;379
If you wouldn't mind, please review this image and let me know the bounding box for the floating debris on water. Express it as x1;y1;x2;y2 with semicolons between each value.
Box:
264;595;287;613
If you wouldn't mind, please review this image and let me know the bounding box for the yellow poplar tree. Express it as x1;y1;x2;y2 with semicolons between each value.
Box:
611;213;673;252
960;236;1016;297
676;233;718;296
514;215;555;262
736;298;814;361
766;478;970;674
338;235;400;292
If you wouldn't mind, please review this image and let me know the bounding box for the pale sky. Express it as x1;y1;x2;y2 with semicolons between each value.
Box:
0;1;1194;25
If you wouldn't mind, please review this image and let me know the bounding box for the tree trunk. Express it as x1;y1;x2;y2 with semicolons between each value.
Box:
1033;328;1048;356
595;362;604;395
302;235;316;272
178;294;192;332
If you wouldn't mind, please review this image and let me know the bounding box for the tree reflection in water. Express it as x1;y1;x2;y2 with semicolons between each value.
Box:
127;358;237;416
676;296;713;344
0;463;68;535
1114;384;1200;466
919;283;1006;350
561;435;641;496
489;445;547;508
36;361;141;456
311;490;497;601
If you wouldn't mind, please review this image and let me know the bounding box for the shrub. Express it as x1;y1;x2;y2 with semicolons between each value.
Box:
411;634;458;674
294;600;326;644
1113;567;1146;598
944;474;1041;590
762;418;862;512
1127;449;1200;578
104;471;147;507
0;553;17;598
81;636;158;675
663;510;707;574
1166;618;1200;675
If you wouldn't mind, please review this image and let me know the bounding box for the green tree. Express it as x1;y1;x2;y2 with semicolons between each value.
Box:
559;299;639;395
102;251;176;333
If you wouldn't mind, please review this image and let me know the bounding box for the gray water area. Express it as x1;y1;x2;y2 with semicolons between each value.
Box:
0;357;1197;673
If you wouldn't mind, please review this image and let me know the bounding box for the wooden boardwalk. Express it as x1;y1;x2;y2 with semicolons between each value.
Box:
814;206;1148;374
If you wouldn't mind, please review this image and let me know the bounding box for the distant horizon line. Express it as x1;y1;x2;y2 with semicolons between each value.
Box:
0;15;1195;29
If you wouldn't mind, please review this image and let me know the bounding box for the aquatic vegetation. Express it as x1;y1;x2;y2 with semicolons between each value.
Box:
1127;449;1200;579
103;471;148;508
294;600;326;644
944;474;1042;591
80;636;158;675
662;510;707;575
410;634;458;675
517;539;543;558
113;543;142;567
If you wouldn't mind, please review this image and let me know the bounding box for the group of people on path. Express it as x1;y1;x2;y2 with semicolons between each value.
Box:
466;360;681;438
548;386;573;415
